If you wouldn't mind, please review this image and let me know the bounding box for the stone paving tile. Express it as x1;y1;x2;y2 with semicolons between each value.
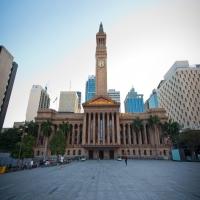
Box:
0;160;200;200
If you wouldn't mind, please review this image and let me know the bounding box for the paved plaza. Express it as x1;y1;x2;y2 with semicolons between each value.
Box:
0;160;200;200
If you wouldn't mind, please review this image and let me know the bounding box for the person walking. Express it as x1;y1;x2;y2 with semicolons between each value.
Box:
125;156;127;166
30;160;33;169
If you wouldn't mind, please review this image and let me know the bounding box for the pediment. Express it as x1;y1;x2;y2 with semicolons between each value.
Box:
83;95;119;107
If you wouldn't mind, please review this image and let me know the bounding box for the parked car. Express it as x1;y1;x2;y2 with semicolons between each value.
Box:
117;157;122;161
80;157;86;161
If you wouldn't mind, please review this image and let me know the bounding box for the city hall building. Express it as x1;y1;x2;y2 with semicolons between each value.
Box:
34;24;171;159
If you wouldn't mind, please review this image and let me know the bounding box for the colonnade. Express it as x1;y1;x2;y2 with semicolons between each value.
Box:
120;123;162;146
83;112;120;145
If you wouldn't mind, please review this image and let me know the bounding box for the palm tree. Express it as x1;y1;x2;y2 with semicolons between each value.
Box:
26;121;39;138
148;115;160;142
59;121;70;138
41;120;52;160
162;119;180;146
132;117;143;145
148;115;160;157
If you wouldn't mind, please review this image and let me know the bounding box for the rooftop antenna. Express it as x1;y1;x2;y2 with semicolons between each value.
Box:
45;84;48;91
53;97;57;103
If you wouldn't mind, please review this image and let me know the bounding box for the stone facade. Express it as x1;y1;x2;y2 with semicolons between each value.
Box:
34;97;170;159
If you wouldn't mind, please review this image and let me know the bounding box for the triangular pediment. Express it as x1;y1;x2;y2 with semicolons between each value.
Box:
89;97;114;105
83;95;119;107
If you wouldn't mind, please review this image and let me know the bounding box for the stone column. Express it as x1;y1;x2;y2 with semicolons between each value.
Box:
116;113;120;145
143;123;147;144
88;113;91;144
82;115;87;145
112;113;115;144
72;125;74;146
150;128;155;145
133;126;137;145
98;113;101;144
128;124;131;145
123;124;126;145
157;126;160;145
93;113;96;144
77;124;80;145
138;130;142;144
102;113;105;144
107;113;110;144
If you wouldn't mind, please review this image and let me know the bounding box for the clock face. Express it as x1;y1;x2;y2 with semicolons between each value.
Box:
98;60;104;67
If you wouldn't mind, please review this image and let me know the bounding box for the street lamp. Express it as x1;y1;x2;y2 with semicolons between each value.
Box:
18;126;27;168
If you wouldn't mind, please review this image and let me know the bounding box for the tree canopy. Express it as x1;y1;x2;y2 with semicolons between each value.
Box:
0;128;21;152
49;131;66;155
41;120;52;138
11;134;36;159
132;117;143;132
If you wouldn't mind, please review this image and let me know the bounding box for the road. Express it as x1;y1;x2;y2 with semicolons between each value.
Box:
0;160;200;200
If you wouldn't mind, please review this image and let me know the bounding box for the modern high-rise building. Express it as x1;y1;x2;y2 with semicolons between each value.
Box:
157;61;200;129
58;91;79;113
85;75;96;101
26;85;50;122
124;88;144;113
145;89;159;111
76;91;81;112
108;89;120;103
34;23;170;160
0;46;18;130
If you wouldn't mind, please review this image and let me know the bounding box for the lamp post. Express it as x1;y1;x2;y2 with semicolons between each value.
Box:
18;126;27;168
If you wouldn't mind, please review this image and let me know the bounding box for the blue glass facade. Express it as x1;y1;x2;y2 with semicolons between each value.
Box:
85;75;96;101
124;88;144;113
148;90;159;109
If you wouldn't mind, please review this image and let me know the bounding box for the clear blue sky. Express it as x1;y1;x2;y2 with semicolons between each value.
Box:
1;0;200;127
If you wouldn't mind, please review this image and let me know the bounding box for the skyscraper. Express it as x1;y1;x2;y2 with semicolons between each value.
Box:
145;89;159;111
124;88;144;113
58;91;79;113
0;46;18;130
157;61;200;129
26;85;50;121
108;89;120;103
85;75;96;101
76;91;81;112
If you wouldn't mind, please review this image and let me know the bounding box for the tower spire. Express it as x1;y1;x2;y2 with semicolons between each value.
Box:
99;22;104;33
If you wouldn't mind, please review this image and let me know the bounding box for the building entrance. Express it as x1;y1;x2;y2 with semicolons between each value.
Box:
109;150;114;159
89;150;93;159
99;150;104;160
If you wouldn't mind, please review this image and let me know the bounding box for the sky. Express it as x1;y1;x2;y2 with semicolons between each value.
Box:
1;0;200;128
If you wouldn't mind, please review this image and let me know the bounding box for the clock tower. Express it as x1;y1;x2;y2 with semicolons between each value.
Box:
95;22;107;96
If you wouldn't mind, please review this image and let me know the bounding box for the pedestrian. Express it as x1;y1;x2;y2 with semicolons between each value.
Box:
60;155;64;164
125;156;127;166
30;160;33;169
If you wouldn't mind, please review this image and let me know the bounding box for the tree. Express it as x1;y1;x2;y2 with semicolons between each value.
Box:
25;121;39;138
49;130;66;156
41;120;52;159
132;117;143;144
162;119;180;146
0;128;21;152
59;121;70;138
11;134;36;159
148;115;160;143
